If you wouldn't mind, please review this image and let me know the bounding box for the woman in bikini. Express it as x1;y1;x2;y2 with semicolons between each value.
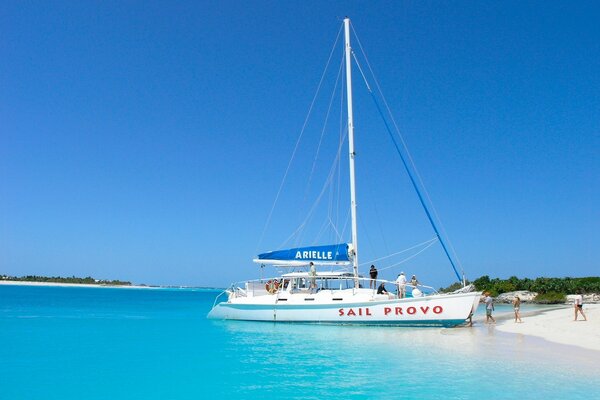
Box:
574;292;587;321
513;295;522;323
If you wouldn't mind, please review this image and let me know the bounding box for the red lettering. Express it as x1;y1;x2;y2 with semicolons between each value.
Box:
347;309;356;316
420;306;430;314
407;307;416;315
366;308;372;316
339;308;344;316
358;308;363;316
395;307;403;315
384;307;392;315
433;306;443;314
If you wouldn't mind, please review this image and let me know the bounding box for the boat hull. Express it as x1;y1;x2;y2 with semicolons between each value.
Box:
208;291;480;327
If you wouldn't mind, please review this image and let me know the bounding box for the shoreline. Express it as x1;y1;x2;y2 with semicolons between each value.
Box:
0;280;157;289
0;280;222;290
491;304;600;352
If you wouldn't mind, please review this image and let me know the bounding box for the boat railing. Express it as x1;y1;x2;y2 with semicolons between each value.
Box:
224;276;439;299
211;289;229;309
366;278;439;297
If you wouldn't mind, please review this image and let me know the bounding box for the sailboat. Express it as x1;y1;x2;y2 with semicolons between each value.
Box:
208;18;481;327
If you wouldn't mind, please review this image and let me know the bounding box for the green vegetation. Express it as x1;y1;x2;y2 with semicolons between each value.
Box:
440;275;600;303
534;291;566;304
0;274;131;286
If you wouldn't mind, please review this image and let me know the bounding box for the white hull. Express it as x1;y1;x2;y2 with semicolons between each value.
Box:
208;290;480;327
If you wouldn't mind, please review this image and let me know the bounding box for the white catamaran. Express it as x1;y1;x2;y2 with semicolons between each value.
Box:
208;18;481;327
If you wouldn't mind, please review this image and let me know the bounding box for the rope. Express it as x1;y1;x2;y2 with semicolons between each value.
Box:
360;237;438;266
256;22;344;253
374;239;439;273
350;29;462;282
352;37;464;276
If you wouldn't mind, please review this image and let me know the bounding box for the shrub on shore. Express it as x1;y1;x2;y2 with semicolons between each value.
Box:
0;274;131;286
440;275;600;299
534;291;566;304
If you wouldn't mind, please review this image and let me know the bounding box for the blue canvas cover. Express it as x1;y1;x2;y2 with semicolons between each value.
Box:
257;243;350;263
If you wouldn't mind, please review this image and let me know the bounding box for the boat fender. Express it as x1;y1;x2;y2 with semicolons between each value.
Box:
412;288;423;298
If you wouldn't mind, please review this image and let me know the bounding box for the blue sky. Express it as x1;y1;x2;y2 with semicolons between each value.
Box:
1;1;598;288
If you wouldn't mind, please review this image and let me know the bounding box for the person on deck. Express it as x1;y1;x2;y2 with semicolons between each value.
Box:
309;262;317;290
377;282;388;295
369;265;378;289
396;272;407;298
410;275;419;288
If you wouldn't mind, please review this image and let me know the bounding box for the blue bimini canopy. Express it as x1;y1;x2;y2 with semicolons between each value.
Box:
254;243;351;266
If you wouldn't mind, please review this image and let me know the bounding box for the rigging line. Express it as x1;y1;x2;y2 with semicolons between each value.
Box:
313;215;332;245
256;22;344;254
352;28;464;275
371;87;465;274
295;125;348;247
303;52;344;244
359;237;439;266
374;239;439;272
302;52;346;213
369;90;462;282
281;127;349;249
327;216;343;242
350;36;462;282
349;51;392;257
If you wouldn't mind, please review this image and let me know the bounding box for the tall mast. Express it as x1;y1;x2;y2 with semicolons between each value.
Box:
344;18;359;286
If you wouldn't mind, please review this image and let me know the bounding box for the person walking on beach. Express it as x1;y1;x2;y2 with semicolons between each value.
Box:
574;292;587;321
396;272;407;298
484;292;495;324
369;265;378;289
513;295;523;323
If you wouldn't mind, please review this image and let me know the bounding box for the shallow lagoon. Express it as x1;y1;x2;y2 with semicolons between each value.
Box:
1;285;598;399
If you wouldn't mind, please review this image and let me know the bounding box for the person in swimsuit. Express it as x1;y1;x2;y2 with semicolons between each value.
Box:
574;292;587;321
513;295;522;323
410;275;419;287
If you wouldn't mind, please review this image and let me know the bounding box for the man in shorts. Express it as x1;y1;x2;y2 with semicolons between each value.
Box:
369;265;378;289
396;272;407;298
484;292;495;324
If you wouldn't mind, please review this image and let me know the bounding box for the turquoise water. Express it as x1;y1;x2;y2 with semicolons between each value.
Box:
2;285;598;399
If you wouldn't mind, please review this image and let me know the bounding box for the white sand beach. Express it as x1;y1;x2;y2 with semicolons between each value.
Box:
495;304;600;352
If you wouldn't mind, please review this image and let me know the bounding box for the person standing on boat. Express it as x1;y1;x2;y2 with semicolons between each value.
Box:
396;272;407;298
484;292;495;324
309;262;317;290
369;265;378;289
410;275;419;288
